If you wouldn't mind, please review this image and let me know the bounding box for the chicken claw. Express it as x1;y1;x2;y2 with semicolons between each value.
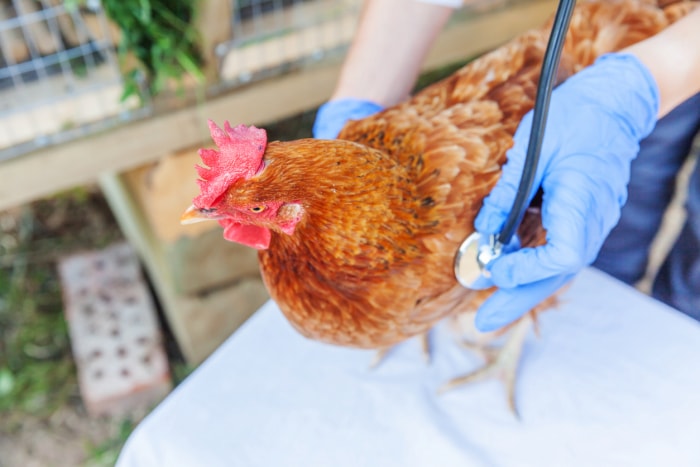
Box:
369;347;391;369
438;315;533;417
369;331;432;369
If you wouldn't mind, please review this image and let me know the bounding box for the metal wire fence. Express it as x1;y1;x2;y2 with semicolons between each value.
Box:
0;0;362;162
217;0;362;86
0;0;145;162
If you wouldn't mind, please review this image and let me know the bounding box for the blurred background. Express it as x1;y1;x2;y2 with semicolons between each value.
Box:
0;0;692;465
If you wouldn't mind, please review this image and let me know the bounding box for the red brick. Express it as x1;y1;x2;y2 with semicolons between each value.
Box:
59;243;172;417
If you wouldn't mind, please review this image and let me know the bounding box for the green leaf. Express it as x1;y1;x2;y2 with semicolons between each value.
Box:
102;0;203;99
138;0;152;23
0;367;14;397
176;51;204;82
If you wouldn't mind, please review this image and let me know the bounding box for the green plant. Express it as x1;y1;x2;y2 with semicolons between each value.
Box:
0;208;75;418
84;418;136;467
69;0;205;102
0;189;124;420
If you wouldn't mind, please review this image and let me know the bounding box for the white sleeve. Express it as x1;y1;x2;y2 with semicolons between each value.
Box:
416;0;463;7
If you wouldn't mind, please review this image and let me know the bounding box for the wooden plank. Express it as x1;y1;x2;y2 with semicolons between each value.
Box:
15;0;57;56
0;0;556;211
0;3;30;63
97;174;182;353
0;64;339;211
195;0;232;82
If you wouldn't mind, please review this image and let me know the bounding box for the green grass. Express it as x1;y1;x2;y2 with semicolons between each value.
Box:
0;188;123;422
1;219;73;420
83;418;136;467
0;185;204;463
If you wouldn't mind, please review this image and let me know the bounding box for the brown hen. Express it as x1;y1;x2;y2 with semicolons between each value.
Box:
182;0;697;408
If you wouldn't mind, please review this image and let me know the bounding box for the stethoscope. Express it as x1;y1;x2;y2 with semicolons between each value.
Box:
454;0;576;288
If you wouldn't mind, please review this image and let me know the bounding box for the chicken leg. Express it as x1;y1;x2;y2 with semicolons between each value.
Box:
370;331;432;368
439;314;533;417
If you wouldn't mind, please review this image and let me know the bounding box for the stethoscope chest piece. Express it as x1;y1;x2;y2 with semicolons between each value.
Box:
454;232;502;289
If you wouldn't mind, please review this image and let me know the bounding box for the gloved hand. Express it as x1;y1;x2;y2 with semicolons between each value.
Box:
473;53;660;332
312;98;383;139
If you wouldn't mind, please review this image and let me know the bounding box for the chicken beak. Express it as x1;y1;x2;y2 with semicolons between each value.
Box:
180;205;218;225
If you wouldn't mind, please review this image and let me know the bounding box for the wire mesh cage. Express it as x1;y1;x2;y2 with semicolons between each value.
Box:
0;0;362;162
0;0;541;167
1;0;495;168
217;0;362;85
0;0;143;162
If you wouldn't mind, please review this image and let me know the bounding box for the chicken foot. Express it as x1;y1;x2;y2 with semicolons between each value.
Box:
438;314;533;417
369;331;432;369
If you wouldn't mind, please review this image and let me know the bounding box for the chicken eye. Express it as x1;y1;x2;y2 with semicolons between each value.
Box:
250;206;265;213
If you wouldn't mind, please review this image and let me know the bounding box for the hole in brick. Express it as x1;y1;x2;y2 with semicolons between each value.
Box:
94;259;105;270
78;287;89;297
110;328;120;338
112;277;131;288
83;304;95;316
125;296;138;305
91;349;103;359
141;354;152;365
121;368;130;378
98;290;112;303
117;347;127;358
136;336;150;346
93;369;104;379
108;311;118;321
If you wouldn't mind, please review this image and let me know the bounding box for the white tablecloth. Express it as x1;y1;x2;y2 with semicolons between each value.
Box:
117;268;700;467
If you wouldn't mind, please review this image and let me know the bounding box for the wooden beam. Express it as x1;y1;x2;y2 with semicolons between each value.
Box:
0;0;556;211
0;65;340;211
195;0;232;83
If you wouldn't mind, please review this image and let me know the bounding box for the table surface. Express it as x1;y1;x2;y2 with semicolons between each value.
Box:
117;268;700;467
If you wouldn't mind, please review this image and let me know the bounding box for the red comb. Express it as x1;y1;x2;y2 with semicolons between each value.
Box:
194;120;267;207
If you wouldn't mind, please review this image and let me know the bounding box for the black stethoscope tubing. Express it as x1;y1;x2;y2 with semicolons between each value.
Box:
496;0;576;246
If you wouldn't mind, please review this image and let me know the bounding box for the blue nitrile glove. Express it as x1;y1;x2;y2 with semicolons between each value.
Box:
473;53;660;332
312;98;384;139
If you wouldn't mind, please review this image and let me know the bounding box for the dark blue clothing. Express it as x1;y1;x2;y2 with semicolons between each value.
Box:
594;92;700;319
